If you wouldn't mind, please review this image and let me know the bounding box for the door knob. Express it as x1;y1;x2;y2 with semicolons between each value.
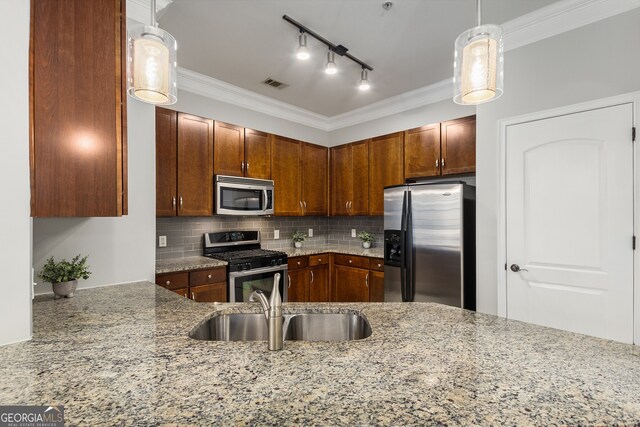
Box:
510;264;528;272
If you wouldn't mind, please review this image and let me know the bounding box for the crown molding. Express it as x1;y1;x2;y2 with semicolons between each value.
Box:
168;0;640;132
502;0;640;51
177;68;331;131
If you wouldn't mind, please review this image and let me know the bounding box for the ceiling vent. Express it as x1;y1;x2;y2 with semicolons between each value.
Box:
262;78;288;89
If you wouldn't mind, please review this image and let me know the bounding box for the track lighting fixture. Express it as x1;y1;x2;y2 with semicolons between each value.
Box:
453;0;504;105
296;33;310;60
325;50;337;75
283;15;373;91
358;69;370;91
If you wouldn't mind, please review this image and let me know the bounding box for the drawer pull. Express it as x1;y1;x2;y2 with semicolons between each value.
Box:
349;260;352;264
165;281;171;285
378;263;382;268
207;274;212;279
318;258;322;262
297;261;301;266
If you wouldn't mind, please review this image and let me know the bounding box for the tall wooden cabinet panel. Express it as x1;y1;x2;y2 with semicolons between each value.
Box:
330;144;352;216
301;143;328;216
30;0;127;217
369;133;403;216
271;135;302;216
156;108;178;216
177;113;214;216
441;115;476;175
350;140;370;215
287;269;309;302
333;266;370;302
404;124;441;179
309;265;330;302
214;121;245;177
244;129;271;179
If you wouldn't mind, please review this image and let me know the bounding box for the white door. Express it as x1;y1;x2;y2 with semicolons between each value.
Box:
506;103;634;343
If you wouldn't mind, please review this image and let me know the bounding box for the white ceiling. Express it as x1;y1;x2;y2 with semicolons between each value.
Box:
159;0;559;116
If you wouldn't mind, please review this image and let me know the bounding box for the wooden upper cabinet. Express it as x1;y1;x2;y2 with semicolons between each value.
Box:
30;0;127;217
244;129;271;179
350;140;370;215
271;135;302;216
404;123;441;179
330;144;352;216
441;115;476;175
177;113;214;216
301;143;328;216
369;133;403;216
214;121;245;177
156;108;178;217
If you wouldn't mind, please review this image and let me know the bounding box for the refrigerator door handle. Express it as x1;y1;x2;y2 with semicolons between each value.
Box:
406;191;415;302
400;190;408;302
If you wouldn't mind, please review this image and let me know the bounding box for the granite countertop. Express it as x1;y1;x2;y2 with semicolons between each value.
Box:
155;256;227;274
1;282;639;425
156;246;382;274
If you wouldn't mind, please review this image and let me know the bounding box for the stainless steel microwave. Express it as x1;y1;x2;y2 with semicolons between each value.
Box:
215;175;274;216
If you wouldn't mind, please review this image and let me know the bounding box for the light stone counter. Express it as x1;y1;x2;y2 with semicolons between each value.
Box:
2;282;638;425
155;256;227;274
282;244;384;259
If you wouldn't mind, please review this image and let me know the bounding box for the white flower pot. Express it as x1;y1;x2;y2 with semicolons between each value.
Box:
52;279;78;299
294;242;303;248
362;242;371;249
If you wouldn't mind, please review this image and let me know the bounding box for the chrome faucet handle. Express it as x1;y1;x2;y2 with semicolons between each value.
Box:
249;290;270;321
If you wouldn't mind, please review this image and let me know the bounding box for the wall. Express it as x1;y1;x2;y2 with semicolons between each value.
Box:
328;99;474;146
0;0;32;345
156;216;384;259
173;90;329;145
475;9;640;315
33;100;157;295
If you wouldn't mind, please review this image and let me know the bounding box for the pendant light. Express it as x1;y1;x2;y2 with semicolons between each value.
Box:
358;69;370;91
296;32;310;60
453;0;503;105
325;50;337;75
127;0;178;105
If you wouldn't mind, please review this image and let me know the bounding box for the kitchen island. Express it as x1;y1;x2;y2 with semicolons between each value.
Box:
0;282;639;425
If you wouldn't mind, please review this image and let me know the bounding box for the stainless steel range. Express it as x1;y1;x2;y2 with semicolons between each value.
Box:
203;231;288;302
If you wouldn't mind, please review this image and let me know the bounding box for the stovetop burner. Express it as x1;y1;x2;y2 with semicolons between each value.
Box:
206;248;286;263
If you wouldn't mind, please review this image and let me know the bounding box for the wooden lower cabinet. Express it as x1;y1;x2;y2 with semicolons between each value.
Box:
155;266;227;302
287;269;309;303
309;265;330;302
333;265;370;302
369;271;385;302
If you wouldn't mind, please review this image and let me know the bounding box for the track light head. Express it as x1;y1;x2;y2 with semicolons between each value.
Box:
325;50;337;75
296;33;310;60
358;69;370;91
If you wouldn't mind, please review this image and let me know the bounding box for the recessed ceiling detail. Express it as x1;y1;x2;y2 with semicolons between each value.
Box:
262;78;288;89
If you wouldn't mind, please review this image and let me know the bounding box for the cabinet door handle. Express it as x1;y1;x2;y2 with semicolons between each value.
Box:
172;197;176;210
191;292;195;300
241;161;245;173
246;162;249;174
442;158;445;168
303;201;307;209
288;274;292;288
345;201;348;211
365;273;369;287
179;196;183;209
310;271;314;284
435;159;439;168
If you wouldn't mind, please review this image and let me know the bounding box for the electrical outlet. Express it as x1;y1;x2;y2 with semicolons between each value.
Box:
158;235;167;247
308;228;313;237
351;229;357;238
274;230;280;239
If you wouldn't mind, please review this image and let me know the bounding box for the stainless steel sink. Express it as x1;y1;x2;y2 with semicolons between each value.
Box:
190;312;371;342
285;313;372;341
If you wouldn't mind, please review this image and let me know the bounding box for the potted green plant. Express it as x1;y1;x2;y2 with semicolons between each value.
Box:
292;231;306;248
38;255;91;299
357;231;376;249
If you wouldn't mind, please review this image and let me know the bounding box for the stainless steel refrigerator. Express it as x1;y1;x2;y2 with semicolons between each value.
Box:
383;182;476;309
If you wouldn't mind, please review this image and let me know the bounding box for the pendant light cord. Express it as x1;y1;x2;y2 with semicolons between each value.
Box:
150;0;157;27
476;0;482;26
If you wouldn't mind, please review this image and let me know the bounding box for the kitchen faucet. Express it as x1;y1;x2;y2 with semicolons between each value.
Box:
249;273;283;351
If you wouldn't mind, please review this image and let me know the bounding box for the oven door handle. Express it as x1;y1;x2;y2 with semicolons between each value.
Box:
229;265;288;277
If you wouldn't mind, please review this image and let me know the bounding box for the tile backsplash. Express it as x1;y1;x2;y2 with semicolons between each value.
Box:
156;216;383;260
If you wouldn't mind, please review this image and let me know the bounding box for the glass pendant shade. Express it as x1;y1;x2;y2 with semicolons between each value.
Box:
358;69;370;91
453;24;503;105
325;51;337;75
127;25;177;105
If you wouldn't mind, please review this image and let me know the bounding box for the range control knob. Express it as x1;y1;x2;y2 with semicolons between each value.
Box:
270;259;277;266
277;258;283;265
244;262;251;271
